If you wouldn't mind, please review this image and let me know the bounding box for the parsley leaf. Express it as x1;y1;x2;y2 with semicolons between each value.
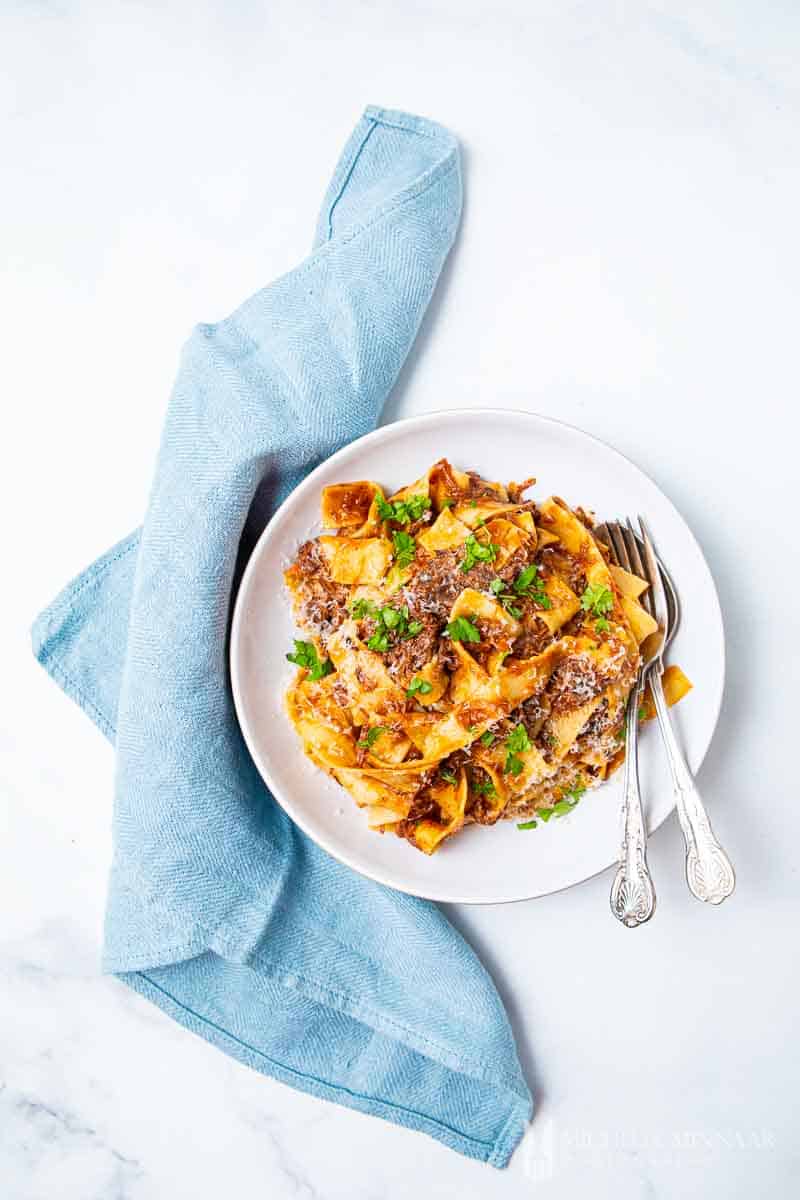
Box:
517;819;538;830
512;563;552;609
377;493;431;525
529;778;587;820
358;725;387;750
392;529;417;569
487;576;525;617
561;778;587;805
350;597;378;620
472;775;496;797
446;616;481;643
595;617;610;633
505;725;532;752
580;584;614;617
360;602;423;653
380;606;401;629
439;769;457;785
489;565;551;612
366;630;390;653
503;723;532;774
406;676;433;699
638;705;647;721
461;533;499;572
513;564;539;594
480;730;496;746
286;640;333;681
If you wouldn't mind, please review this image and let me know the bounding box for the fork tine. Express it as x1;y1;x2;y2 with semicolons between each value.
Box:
607;522;631;571
622;520;654;616
638;515;669;640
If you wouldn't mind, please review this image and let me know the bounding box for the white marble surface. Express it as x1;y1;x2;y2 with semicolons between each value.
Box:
2;2;799;1197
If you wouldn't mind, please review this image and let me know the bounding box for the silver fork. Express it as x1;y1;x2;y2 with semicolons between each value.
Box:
596;522;660;927
602;518;735;906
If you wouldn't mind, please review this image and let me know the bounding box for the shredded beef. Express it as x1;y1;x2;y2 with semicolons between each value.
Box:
291;540;350;642
539;545;587;597
382;613;440;685
397;795;442;838
512;618;552;659
402;546;529;626
581;698;612;738
548;654;603;714
520;689;551;731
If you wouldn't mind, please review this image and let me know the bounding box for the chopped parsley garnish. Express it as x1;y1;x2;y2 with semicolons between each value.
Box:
512;563;551;608
638;705;647;721
469;499;478;508
439;769;457;785
513;564;539;593
488;563;550;613
358;725;387;750
595;617;610;633
392;529;417;569
532;778;588;823
406;676;433;699
376;493;431;525
517;819;538;830
562;778;587;804
440;498;454;509
480;730;496;746
350;597;377;620
355;601;423;653
580;583;614;618
615;725;626;742
461;533;499;572
503;724;532;774
472;776;496;797
446;615;481;643
286;640;333;681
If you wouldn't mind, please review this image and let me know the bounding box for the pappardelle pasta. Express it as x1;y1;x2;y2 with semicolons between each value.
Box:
283;460;690;854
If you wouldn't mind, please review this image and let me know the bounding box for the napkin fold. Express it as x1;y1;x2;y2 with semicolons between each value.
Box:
32;107;532;1165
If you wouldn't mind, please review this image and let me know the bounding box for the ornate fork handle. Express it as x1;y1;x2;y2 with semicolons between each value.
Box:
610;685;656;927
649;666;735;905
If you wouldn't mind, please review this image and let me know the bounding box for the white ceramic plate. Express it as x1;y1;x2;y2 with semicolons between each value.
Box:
231;410;724;904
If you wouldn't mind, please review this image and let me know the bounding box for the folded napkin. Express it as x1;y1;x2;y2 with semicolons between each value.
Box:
32;106;532;1165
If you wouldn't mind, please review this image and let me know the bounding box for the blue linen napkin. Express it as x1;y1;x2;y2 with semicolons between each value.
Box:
32;107;532;1166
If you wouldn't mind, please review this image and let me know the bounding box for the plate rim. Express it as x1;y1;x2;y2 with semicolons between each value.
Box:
230;407;726;905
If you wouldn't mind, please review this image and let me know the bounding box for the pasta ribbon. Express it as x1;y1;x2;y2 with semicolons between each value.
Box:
283;461;691;853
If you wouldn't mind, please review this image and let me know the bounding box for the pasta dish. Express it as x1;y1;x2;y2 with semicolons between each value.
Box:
283;460;690;854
